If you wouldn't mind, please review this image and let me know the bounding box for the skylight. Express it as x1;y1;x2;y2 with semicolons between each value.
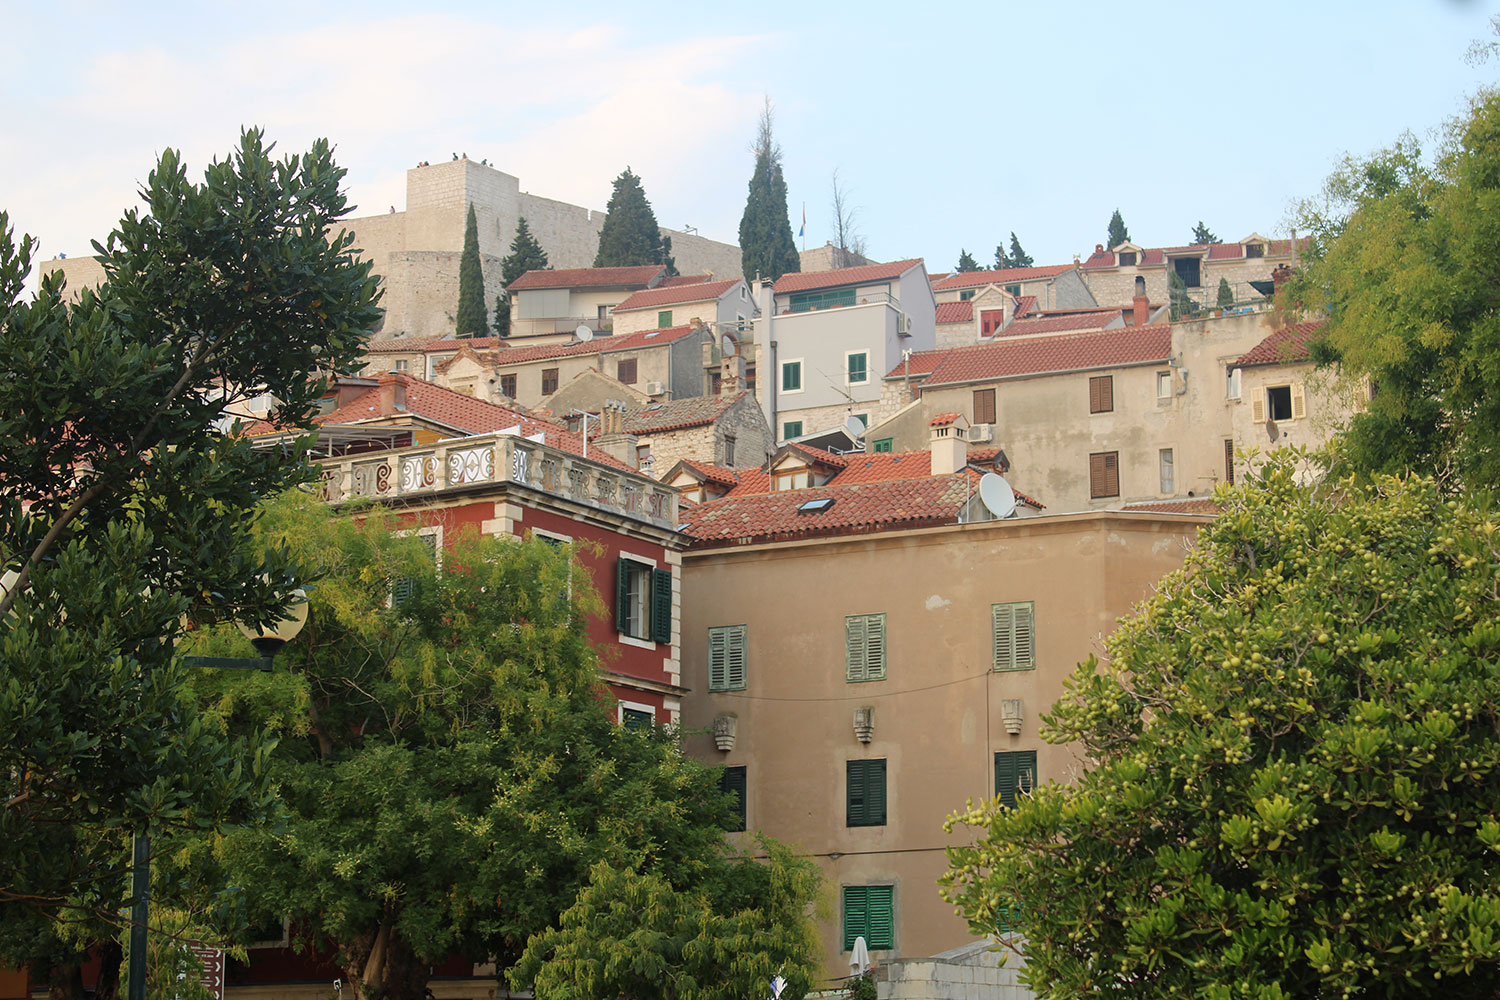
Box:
797;498;835;513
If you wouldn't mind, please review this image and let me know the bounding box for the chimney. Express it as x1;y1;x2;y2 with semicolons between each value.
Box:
591;399;640;469
1132;275;1149;327
379;377;408;413
335;378;369;409
720;355;744;397
929;413;969;475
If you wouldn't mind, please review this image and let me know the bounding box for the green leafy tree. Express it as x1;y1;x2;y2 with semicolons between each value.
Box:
1007;232;1034;268
993;244;1010;270
0;131;379;988
955;249;981;272
455;203;488;337
1167;269;1196;321
1192;221;1220;244
512;840;823;1000
945;451;1500;1000
739;100;800;282
594;167;674;274
1216;275;1235;309
495;216;551;339
1106;208;1130;249
190;495;768;1000
1290;90;1500;491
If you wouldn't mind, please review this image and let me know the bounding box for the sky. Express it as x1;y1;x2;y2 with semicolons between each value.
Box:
3;0;1497;278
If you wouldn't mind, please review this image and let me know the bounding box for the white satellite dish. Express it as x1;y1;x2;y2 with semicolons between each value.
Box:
575;324;594;341
845;415;866;438
978;473;1017;519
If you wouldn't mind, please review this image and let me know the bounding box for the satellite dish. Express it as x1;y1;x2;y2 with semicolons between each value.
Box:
845;415;866;438
575;324;594;341
978;473;1017;519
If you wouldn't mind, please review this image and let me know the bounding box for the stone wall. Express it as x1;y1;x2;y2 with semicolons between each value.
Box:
878;940;1033;1000
641;392;773;475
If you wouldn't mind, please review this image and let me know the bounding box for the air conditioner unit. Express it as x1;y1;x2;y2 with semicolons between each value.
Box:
966;423;995;443
897;314;914;336
644;381;666;396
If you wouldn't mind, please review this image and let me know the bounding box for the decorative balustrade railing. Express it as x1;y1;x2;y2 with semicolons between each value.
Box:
319;433;678;530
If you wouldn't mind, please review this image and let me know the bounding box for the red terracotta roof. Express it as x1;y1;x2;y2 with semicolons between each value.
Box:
996;311;1119;338
932;264;1072;291
921;326;1172;387
1012;295;1037;318
1234;319;1326;367
612;279;741;313
885;348;950;379
1207;243;1244;260
773;259;923;294
1083;238;1309;269
508;266;663;291
784;443;850;468
660;273;714;286
364;336;430;354
424;336;504;351
493;326;695;366
935;301;973;324
676;458;741;488
833;451;938;485
1120;498;1221;515
929;413;962;427
605;393;746;435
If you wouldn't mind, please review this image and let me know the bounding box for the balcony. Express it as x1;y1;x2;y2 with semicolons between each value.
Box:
318;432;679;531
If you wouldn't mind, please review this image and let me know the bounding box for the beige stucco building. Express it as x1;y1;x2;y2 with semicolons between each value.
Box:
608;278;757;337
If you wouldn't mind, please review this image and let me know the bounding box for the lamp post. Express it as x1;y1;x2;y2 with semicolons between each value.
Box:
125;592;309;1000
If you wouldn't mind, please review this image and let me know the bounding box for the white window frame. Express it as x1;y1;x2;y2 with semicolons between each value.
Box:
617;699;656;726
1156;370;1173;400
781;358;805;395
1159;448;1175;494
845;350;870;386
1226;367;1242;400
616;549;659;650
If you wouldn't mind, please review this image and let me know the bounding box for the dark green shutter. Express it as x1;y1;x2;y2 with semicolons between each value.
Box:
842;887;868;951
843;885;894;951
867;759;886;825
719;765;747;832
651;568;672;644
615;558;630;632
847;759;886;827
846;760;864;826
995;750;1037;810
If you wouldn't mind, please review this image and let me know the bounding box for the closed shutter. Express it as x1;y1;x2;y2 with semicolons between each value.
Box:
708;625;747;690
867;759;887;825
973;388;996;424
651;569;672;644
865;886;895;950
995;750;1038;810
615;558;630;632
1225;439;1235;486
1089;452;1119;498
992;602;1035;670
1251;391;1266;423
1291;383;1306;420
847;614;886;681
1089;375;1113;413
846;760;865;825
847;759;887;826
843;888;868;951
719;765;747;832
392;533;438;606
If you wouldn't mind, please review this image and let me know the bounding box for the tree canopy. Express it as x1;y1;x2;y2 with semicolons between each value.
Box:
944;451;1500;1000
0;130;379;986
1192;221;1221;244
1007;232;1034;268
955;249;981;272
739;101;800;282
595;168;675;275
1106;208;1130;249
455;202;489;337
494;216;550;338
1290;89;1500;492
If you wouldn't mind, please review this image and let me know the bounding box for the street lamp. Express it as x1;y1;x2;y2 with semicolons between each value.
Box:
125;591;309;1000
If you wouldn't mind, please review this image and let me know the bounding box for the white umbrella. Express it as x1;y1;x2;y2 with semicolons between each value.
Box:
849;935;871;976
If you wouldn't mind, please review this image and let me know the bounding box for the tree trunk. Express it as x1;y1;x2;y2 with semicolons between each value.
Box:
343;924;431;1000
46;964;84;1000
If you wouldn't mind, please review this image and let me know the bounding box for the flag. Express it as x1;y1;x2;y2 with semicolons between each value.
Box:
798;203;805;239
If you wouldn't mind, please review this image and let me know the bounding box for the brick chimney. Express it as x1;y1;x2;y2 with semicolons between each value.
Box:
1132;275;1149;327
378;377;408;413
591;399;639;469
929;413;970;475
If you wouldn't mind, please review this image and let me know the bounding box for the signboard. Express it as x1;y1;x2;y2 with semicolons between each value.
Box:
186;945;224;1000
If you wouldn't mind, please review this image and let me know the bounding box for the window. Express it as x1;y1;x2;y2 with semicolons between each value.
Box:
973;388;996;425
622;706;654;729
959;289;975;301
872;438;893;453
788;287;856;312
1245;243;1265;258
542;368;559;395
1226;367;1241;400
774;468;809;491
1088;375;1113;414
1224;439;1235;486
636;444;652;468
980;309;1005;337
846;759;887;827
782;420;802;440
1089;452;1119;499
658;310;673;328
723;435;736;465
392;359;409;372
1003;284;1021;296
781;360;803;393
845;613;886;682
597;304;612;327
1159;448;1175;493
499;373;517;398
391;531;439;607
994;750;1037;810
708;625;747;691
1118;251;1138;266
617;358;638;384
720;765;747;832
1256;384;1305;422
992;602;1035;671
1156;371;1173;399
842;886;894;951
846;352;869;385
616;558;672;643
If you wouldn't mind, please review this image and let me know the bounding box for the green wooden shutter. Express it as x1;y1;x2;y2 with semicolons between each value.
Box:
996;750;1037;810
842;887;868;951
846;760;865;826
708;627;728;690
719;765;747;832
865;885;895;949
867;759;887;825
865;614;886;680
847;759;886;827
651;569;672;644
615;558;630;632
1014;603;1034;668
845;616;867;681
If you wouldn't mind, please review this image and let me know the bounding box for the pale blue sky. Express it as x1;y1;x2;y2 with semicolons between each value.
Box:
3;1;1495;276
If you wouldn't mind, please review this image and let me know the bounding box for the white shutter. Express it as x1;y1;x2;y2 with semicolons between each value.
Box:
1291;383;1307;420
1251;392;1266;423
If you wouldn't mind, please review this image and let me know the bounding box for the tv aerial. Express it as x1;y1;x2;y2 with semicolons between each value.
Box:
978;473;1017;519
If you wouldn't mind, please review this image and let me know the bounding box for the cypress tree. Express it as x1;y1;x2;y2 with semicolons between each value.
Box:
955;249;981;272
739;101;801;282
1007;232;1034;268
1192;221;1221;245
993;244;1010;270
1106;209;1131;249
455;202;489;337
495;216;551;339
1216;276;1235;309
594;168;671;270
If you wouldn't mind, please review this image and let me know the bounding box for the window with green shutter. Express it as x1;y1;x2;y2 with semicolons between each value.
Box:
781;361;802;392
788;287;856;312
994;750;1037;810
616;558;672;643
391;532;439;607
842;885;895;951
845;613;886;682
658;310;673;328
992;601;1035;670
708;625;747;690
846;758;887;827
847;352;868;384
872;438;893;453
719;765;747;832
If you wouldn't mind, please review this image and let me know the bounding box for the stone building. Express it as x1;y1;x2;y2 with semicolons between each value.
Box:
1078;233;1308;309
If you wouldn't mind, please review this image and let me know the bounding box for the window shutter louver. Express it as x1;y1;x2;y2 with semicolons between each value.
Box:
993;604;1013;667
866;615;886;680
726;625;746;688
1291;383;1306;420
866;886;895;949
868;759;887;825
708;628;728;690
651;569;672;644
615;558;629;631
1251;393;1266;423
846;760;865;825
996;750;1038;810
846;616;867;680
843;888;868;951
1014;603;1035;668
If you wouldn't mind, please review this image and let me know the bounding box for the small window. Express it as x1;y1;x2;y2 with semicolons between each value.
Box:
1089;451;1119;499
1159;448;1175;493
846;758;888;827
1224;439;1235;486
973;388;996;425
391;531;439;607
1267;385;1292;421
872;438;893;453
783;420;802;440
719;765;747;832
1226;367;1241;400
797;497;835;512
1252;384;1305;423
616;558;671;643
636;444;651;467
781;360;803;393
708;624;747;691
392;359;409;372
723;434;736;465
622;706;654;729
843;886;895;951
1245;243;1265;258
994;750;1037;810
658;310;673;328
1156;371;1173;399
617;358;638;384
542;368;559;395
1088;375;1113;414
980;309;1005;338
774;469;810;491
1118;251;1138;266
499;373;517;398
1003;283;1021;296
598;304;611;325
992;602;1035;670
845;613;886;682
847;352;869;385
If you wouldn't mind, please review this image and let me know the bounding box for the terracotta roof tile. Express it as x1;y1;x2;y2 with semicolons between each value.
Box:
921;326;1171;387
996;311;1119;338
885;348;950;379
780;442;850;468
493;326;695;366
660;273;714;286
423;336;504;351
773;259;923;294
508;266;663;291
1119;498;1221;515
607;393;746;435
677;458;741;488
935;300;973;324
1207;243;1244;260
1012;295;1037;318
929;413;962;427
932;264;1072;291
612;279;741;313
364;336;430;354
1234;319;1326;367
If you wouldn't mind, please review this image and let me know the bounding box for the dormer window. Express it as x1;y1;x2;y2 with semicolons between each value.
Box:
774;468;810;491
1118;252;1138;266
1245;243;1265;258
